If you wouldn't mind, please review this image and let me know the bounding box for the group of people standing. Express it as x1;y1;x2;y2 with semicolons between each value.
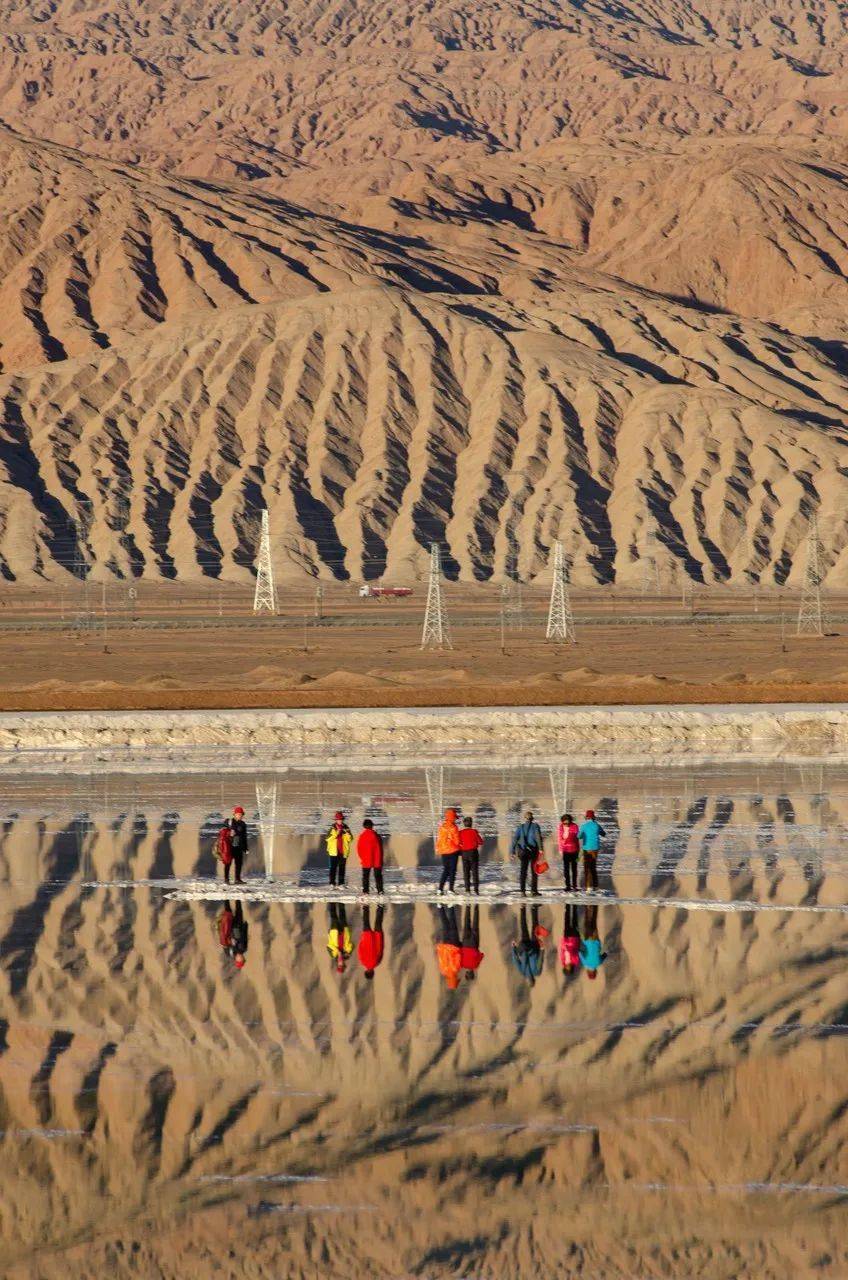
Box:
325;812;384;892
324;805;607;896
215;801;607;897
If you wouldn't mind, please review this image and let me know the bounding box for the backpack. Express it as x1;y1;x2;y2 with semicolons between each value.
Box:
215;825;233;864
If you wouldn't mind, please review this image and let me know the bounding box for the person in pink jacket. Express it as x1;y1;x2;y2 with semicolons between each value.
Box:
558;812;580;890
559;903;581;976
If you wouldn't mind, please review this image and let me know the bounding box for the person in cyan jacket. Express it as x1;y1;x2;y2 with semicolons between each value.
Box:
357;819;384;895
578;809;606;891
358;904;385;980
579;904;608;980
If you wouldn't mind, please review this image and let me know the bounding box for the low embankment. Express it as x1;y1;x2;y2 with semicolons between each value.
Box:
1;704;847;762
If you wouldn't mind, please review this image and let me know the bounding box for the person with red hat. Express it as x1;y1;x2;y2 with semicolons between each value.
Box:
578;809;605;892
327;903;353;973
325;811;352;886
357;818;384;895
231;901;249;967
217;900;248;969
358;904;385;980
227;805;248;885
579;903;607;980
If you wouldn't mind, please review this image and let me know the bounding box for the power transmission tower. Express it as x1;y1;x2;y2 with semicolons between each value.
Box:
549;764;570;819
253;509;277;615
546;540;576;643
641;530;660;596
797;515;826;637
255;781;278;878
421;542;452;649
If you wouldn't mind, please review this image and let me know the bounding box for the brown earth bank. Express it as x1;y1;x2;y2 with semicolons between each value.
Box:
0;609;847;709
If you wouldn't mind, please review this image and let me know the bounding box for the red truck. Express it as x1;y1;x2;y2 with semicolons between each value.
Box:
358;585;413;599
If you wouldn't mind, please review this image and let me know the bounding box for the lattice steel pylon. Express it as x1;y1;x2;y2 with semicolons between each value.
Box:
549;764;570;819
546;540;576;643
797;514;826;637
255;781;278;878
253;509;277;614
421;542;452;649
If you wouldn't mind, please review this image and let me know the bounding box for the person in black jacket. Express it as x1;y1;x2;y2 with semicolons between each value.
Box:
228;806;248;884
231;901;249;967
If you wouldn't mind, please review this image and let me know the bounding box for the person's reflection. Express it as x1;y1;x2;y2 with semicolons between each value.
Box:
327;902;353;974
511;905;545;985
358;904;385;981
559;903;581;978
460;905;484;982
579;904;608;981
436;905;461;990
217;900;248;969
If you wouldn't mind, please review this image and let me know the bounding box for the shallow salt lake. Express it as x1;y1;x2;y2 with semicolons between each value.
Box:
0;756;847;1277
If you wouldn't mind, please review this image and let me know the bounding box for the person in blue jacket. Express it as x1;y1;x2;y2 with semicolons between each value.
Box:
578;808;605;891
511;810;544;896
511;905;545;985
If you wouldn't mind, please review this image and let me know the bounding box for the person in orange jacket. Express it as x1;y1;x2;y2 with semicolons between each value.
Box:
357;818;384;895
436;904;462;989
436;807;461;893
358;904;385;980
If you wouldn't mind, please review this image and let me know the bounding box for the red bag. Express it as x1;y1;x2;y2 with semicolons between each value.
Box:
534;858;549;876
215;826;233;865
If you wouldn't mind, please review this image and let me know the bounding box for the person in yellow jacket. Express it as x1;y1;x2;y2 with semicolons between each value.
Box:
327;903;353;974
326;810;352;886
436;807;461;893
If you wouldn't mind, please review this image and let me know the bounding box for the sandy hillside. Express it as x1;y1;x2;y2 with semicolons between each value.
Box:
0;768;846;1277
1;0;848;588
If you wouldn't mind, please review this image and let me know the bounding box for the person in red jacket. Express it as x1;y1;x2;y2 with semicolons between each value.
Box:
357;818;384;895
358;904;385;980
460;905;484;981
458;816;484;895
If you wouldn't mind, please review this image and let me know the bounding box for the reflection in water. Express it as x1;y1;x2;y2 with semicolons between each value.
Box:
0;759;847;1275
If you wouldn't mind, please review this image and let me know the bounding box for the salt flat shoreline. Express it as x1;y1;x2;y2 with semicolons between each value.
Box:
0;703;847;765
